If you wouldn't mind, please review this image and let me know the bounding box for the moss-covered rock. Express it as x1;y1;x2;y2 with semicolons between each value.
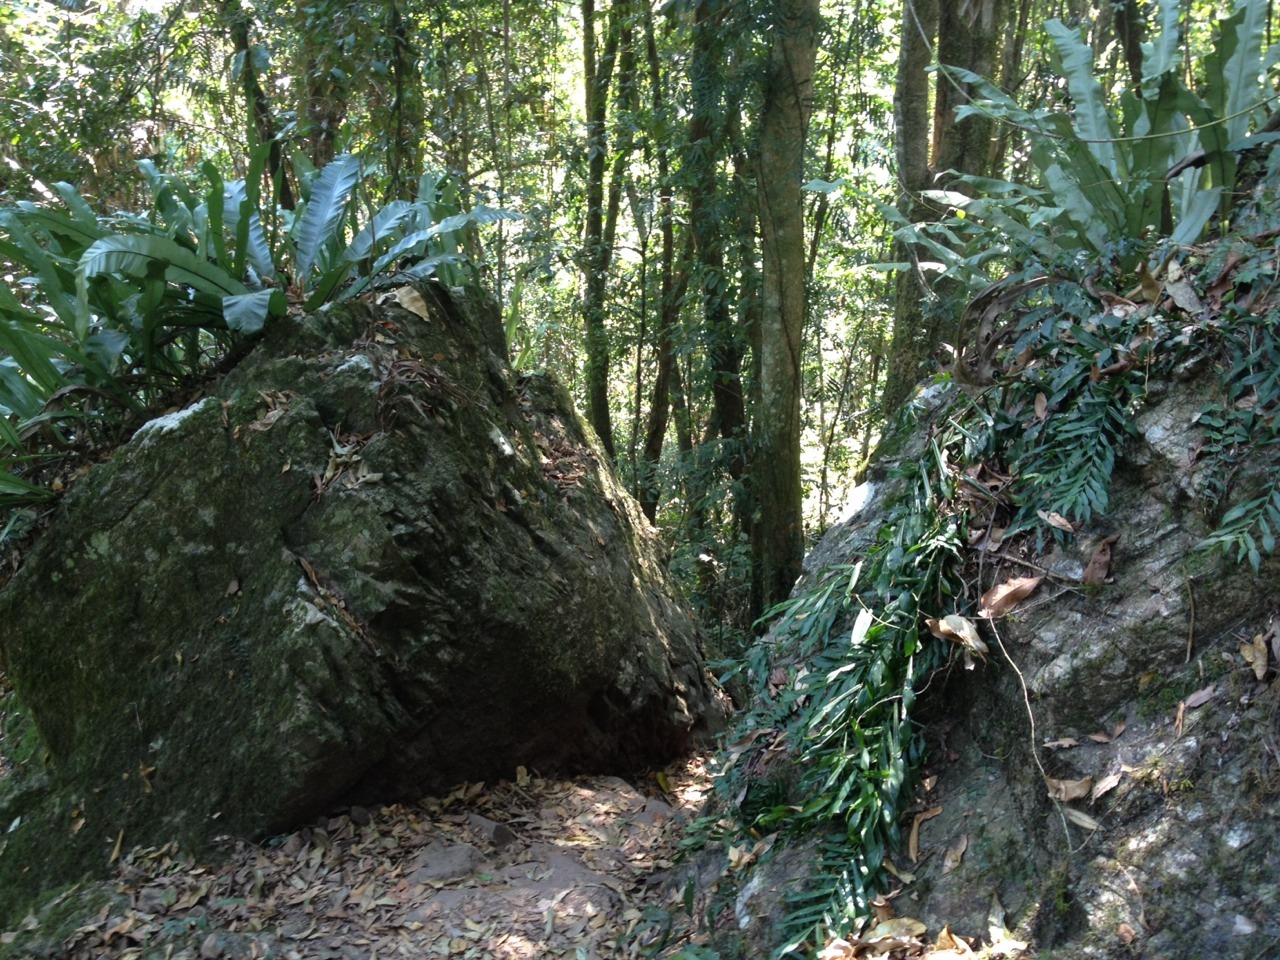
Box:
0;283;723;928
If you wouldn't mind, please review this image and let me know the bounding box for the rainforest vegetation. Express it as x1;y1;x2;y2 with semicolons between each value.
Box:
3;0;1280;952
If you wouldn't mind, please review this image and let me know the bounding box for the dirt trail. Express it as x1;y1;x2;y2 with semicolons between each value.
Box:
13;760;713;959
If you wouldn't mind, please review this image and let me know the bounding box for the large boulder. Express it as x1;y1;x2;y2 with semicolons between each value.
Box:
0;283;722;925
707;378;1280;958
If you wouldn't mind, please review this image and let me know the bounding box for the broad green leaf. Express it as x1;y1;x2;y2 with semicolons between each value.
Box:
0;210;83;335
222;288;285;334
1169;187;1222;245
293;153;362;283
223;179;275;279
342;200;412;262
15;204;105;253
0;468;55;502
78;235;249;312
51;181;99;228
1047;19;1121;177
0;356;48;419
1223;0;1267;144
201;161;228;270
1143;0;1184;85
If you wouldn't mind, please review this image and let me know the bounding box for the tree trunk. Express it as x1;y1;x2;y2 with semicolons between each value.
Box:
750;0;819;614
881;0;938;415
386;0;423;202
932;0;1004;179
581;0;620;458
224;0;294;210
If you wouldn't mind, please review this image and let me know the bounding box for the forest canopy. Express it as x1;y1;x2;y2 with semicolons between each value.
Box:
1;0;1278;623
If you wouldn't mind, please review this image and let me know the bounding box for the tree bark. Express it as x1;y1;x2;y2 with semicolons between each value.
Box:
386;0;424;202
581;0;621;458
881;0;937;415
224;0;294;210
750;0;819;614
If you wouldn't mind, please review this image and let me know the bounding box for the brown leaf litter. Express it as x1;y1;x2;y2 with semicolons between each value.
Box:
13;760;714;960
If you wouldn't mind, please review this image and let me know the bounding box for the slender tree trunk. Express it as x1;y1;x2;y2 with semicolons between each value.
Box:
638;5;685;523
225;0;294;209
581;0;622;458
933;0;1004;178
750;0;819;614
386;0;423;202
881;0;938;415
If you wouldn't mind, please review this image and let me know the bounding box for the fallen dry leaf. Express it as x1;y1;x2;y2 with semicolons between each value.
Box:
1240;634;1269;681
1087;731;1112;744
1043;737;1080;750
868;917;927;940
925;615;989;659
935;924;977;956
909;806;943;863
1034;392;1048;420
1064;807;1101;830
1118;922;1137;944
979;576;1043;619
1184;684;1216;708
384;286;432;320
883;859;917;883
1111;718;1126;739
1046;776;1093;801
818;938;856;959
1091;772;1122;802
1037;509;1076;533
942;833;968;875
1083;534;1120;585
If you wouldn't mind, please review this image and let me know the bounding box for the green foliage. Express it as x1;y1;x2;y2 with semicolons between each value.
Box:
903;0;1277;290
0;155;519;507
1193;301;1280;571
704;442;963;955
697;218;1280;952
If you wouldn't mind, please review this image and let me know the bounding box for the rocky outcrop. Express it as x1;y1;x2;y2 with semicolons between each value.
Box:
0;283;723;926
720;379;1280;958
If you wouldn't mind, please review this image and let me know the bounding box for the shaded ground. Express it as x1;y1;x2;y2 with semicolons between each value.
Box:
2;757;713;959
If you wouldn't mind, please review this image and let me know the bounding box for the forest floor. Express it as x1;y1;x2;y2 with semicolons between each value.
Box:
4;755;717;960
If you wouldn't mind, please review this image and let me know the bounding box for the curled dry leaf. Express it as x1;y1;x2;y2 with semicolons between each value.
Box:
909;805;943;863
1064;807;1101;831
1037;509;1076;533
1046;776;1093;802
1034;392;1048;420
979;576;1044;619
925;615;989;658
1087;732;1112;744
942;833;968;875
1091;772;1122;802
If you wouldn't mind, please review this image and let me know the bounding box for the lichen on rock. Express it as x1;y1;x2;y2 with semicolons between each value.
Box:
0;282;724;927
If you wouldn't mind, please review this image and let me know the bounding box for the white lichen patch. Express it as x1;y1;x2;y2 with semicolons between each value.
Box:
489;425;515;457
132;397;214;446
334;354;375;377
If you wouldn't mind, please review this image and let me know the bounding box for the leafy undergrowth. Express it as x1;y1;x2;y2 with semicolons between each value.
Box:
688;220;1280;956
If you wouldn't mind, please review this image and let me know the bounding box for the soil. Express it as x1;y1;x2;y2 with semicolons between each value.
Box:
2;759;714;959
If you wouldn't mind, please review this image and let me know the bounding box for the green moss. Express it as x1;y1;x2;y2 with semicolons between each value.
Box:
0;882;121;958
